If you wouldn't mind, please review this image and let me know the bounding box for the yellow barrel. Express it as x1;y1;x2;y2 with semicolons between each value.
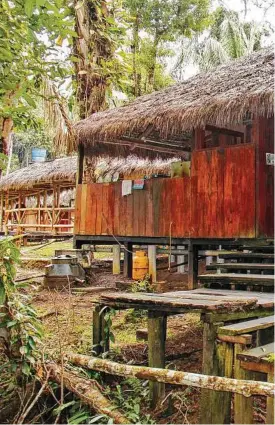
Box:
132;251;149;280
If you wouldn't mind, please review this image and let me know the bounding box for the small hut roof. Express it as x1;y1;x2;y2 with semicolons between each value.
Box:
74;48;274;157
0;155;179;192
0;156;77;192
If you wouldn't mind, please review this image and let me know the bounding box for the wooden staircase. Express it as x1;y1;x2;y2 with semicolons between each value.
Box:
199;245;274;291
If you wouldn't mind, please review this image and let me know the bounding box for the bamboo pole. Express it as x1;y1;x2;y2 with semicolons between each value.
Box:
67;353;275;398
48;363;129;424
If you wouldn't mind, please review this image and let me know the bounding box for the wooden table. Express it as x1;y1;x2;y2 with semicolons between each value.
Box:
93;288;274;424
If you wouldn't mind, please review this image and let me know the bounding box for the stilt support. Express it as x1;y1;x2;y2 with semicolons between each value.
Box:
123;242;133;278
148;245;157;283
148;311;166;408
188;241;199;289
112;245;121;275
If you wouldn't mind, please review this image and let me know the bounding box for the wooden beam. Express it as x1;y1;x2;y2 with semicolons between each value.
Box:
234;343;253;424
112;245;121;275
123;242;133;278
188;241;199;289
200;320;233;424
67;352;275;398
148;311;166;407
148;245;157;283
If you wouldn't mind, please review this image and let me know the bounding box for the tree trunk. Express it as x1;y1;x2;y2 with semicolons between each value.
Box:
147;32;159;91
132;14;141;97
48;362;129;424
67;353;275;398
0;117;13;177
73;0;112;119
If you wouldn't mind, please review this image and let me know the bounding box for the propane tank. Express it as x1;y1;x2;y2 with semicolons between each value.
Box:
132;250;149;280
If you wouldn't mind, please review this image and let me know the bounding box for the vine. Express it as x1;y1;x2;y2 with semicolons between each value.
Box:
0;238;42;377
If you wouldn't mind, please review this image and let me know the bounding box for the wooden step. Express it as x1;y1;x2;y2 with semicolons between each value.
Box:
206;263;275;272
219;252;274;260
198;273;275;286
218;315;275;336
237;343;274;363
240;245;274;252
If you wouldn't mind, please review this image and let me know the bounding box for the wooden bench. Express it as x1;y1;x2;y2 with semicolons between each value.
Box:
217;317;274;424
238;343;274;425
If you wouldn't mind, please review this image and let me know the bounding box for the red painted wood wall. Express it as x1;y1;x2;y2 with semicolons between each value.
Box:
75;144;258;239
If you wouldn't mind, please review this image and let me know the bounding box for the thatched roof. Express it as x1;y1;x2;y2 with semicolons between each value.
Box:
0;157;77;192
86;155;178;182
75;48;274;158
0;155;180;192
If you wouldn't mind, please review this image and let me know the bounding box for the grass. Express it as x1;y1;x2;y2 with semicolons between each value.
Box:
21;240;113;260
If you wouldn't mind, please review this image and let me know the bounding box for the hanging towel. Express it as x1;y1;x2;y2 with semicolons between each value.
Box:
122;180;132;196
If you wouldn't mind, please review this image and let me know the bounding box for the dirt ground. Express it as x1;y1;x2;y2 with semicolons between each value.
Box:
8;240;266;424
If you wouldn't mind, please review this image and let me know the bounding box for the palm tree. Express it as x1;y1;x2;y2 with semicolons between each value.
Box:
173;8;264;78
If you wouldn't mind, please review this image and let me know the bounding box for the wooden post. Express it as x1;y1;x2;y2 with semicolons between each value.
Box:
112;245;121;275
188;241;199;289
200;319;233;424
177;245;185;273
77;144;85;184
92;305;110;355
267;372;274;425
148;245;157;283
123;242;133;278
148;311;166;408
0;192;4;232
37;192;41;232
234;343;254;424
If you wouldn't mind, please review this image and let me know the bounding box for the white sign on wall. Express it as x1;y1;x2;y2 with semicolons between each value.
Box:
266;153;275;165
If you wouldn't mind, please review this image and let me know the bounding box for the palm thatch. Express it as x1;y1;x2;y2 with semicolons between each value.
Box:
0;155;179;192
85;155;178;183
74;48;274;158
0;157;77;192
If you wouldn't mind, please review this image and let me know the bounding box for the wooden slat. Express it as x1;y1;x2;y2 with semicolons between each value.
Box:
219;252;274;259
85;184;97;235
146;180;154;236
74;185;82;234
152;179;162;237
218;316;275;336
254;117;274;238
237;343;274;362
191;149;224;238
206;263;275;271
95;184;103;235
79;184;87;234
113;182;120;235
199;273;274;286
224;145;255;237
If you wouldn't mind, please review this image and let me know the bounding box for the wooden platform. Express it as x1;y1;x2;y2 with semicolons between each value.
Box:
198;273;274;286
219;252;274;260
206;263;275;271
99;288;274;314
218;315;275;336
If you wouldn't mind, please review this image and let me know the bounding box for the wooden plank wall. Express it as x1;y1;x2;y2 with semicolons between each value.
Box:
75;145;257;239
254;117;274;238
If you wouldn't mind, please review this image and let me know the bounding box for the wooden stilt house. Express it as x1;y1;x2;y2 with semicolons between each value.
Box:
73;48;274;284
0;155;174;238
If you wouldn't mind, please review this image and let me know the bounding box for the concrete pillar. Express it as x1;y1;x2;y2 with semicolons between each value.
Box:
112;245;121;275
148;245;157;283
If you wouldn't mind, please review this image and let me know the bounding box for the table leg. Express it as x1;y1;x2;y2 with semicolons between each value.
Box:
148;311;166;408
92;305;110;355
234;343;253;424
266;373;274;425
200;320;233;424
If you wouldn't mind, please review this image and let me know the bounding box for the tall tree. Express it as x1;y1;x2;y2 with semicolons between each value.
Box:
0;0;74;164
125;0;211;94
174;7;266;76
